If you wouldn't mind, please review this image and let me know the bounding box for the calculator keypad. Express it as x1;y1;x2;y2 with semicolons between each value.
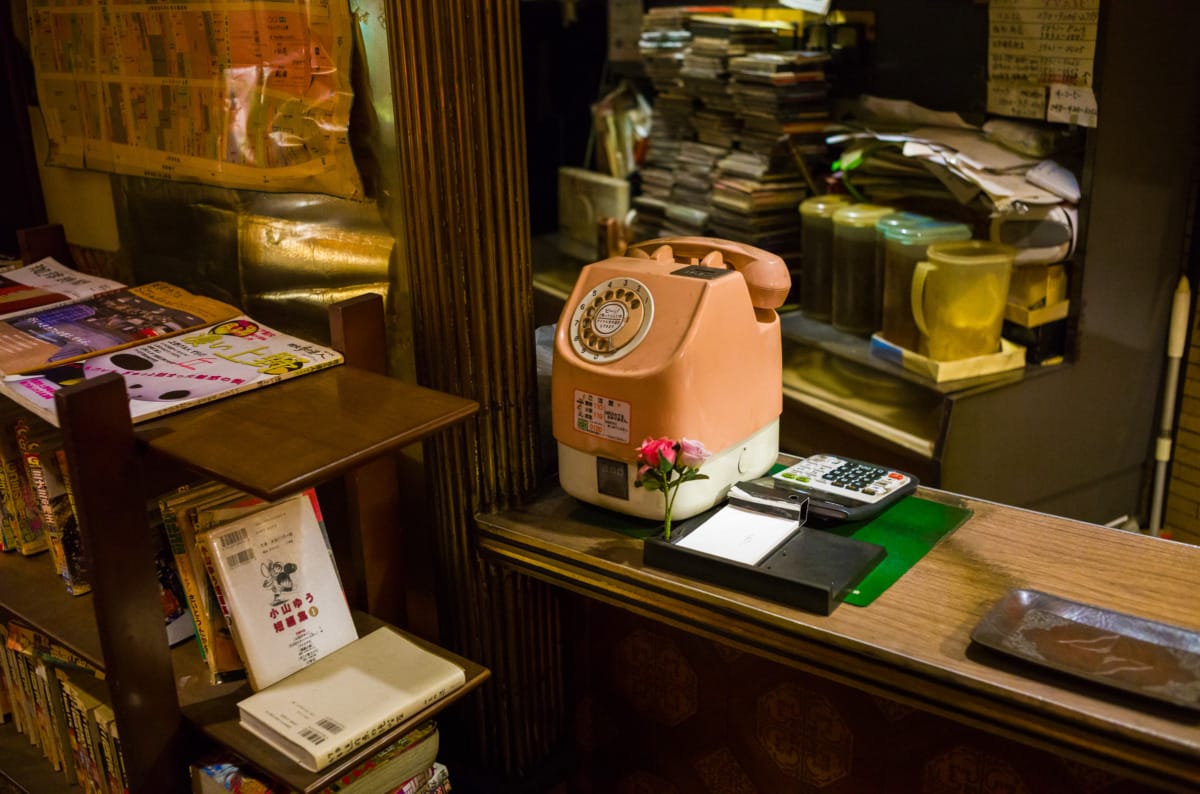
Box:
773;454;912;505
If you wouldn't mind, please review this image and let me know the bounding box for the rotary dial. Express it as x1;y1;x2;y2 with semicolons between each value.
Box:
569;277;654;363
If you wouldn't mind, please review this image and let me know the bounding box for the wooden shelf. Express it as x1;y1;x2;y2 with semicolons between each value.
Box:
0;551;102;670
0;287;487;793
0;569;487;794
181;613;489;794
135;365;478;502
0;719;72;793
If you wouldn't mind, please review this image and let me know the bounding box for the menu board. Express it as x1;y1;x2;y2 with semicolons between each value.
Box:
27;0;363;199
986;0;1100;127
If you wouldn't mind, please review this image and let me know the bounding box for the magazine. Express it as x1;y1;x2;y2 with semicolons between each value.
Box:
0;282;239;375
0;316;344;426
0;257;125;322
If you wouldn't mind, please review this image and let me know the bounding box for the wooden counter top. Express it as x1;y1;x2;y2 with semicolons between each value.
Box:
475;486;1200;791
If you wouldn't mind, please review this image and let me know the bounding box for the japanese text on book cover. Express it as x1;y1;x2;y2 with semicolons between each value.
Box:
198;491;357;691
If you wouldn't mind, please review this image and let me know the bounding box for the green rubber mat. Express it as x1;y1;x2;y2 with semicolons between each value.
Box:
820;495;972;606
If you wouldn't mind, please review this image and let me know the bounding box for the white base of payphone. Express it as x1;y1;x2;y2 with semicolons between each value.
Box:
557;420;780;521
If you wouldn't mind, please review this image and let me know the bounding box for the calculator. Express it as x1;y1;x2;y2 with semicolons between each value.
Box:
766;453;918;521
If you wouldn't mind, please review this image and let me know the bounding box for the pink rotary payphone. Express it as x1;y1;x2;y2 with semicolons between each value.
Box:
552;237;791;520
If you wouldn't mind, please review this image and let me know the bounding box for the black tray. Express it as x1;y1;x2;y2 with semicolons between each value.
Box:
971;589;1200;711
644;504;886;615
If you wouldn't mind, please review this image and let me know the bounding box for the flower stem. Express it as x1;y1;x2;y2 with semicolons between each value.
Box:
663;480;677;540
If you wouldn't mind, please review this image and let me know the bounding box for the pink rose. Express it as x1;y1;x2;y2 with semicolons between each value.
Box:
637;436;677;468
677;437;711;468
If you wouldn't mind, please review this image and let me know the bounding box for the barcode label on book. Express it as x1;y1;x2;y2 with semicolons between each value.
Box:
219;528;249;548
316;717;344;734
300;726;327;745
224;548;255;568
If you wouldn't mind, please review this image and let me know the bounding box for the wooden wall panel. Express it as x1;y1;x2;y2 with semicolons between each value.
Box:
385;0;565;779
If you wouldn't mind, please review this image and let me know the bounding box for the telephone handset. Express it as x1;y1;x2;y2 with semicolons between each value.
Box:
569;237;791;365
625;237;792;311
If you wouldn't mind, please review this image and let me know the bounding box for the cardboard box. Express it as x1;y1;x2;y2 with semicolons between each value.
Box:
1005;298;1069;327
1008;263;1067;310
870;333;1026;383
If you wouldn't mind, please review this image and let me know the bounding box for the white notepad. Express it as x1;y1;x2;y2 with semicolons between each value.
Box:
673;504;800;565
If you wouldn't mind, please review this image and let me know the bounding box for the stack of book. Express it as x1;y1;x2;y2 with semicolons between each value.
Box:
730;49;834;175
635;14;809;245
693;49;836;286
681;16;790;116
709;173;810;265
633;8;707;243
155;476;468;780
664;140;729;237
638;7;695;94
674;17;790;230
192;726;452;793
0;258;345;429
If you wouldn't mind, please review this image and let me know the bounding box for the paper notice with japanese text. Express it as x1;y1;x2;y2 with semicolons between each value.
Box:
987;0;1100;127
27;0;363;198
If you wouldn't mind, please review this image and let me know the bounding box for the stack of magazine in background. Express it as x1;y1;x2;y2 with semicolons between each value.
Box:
633;7;699;242
712;49;834;281
668;15;791;239
632;9;837;296
0;256;465;792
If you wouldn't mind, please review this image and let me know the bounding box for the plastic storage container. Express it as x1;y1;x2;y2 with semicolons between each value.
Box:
912;240;1017;361
799;194;853;321
880;219;972;352
831;203;895;336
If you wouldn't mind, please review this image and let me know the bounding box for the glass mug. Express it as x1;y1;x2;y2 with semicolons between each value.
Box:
911;241;1016;361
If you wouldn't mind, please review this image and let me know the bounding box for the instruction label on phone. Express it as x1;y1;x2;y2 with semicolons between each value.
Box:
573;389;631;443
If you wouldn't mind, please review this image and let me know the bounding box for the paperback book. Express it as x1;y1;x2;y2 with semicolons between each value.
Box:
13;417;87;594
0;281;239;375
237;627;467;772
0;256;125;322
1;316;344;427
0;400;43;555
318;720;439;794
57;669;108;793
196;490;357;691
158;481;253;683
191;721;440;794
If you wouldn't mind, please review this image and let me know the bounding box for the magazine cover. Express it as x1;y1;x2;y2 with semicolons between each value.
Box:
0;316;344;426
0;257;125;322
0;281;239;375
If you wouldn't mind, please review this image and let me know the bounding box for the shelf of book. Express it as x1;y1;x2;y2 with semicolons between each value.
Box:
183;612;489;794
0;274;486;792
0;549;481;794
